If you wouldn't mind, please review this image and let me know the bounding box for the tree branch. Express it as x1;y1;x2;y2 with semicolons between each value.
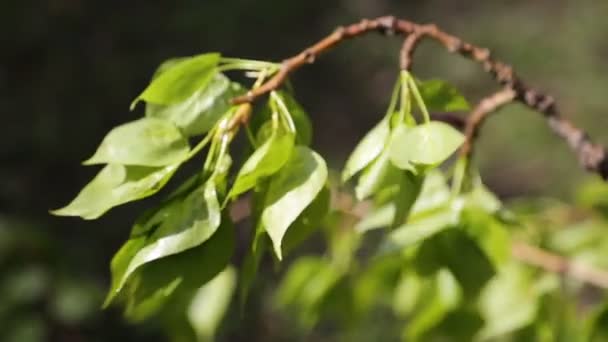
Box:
230;16;608;179
512;241;608;289
460;88;517;157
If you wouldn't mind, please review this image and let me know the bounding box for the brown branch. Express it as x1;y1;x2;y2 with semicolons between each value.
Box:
230;16;608;179
460;88;517;156
512;241;608;289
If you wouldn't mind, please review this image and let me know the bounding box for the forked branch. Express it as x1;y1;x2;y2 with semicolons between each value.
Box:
231;16;608;179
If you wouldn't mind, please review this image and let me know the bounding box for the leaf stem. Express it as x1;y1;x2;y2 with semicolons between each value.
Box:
406;74;431;124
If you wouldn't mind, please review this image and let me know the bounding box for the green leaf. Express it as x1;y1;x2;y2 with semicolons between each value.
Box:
355;149;403;200
123;216;234;321
83;118;190;166
381;208;459;254
417;79;470;112
146;74;243;137
260;146;328;260
391;172;424;228
342;118;390;182
419;229;495;299
132;53;221;108
477;263;543;339
389;122;464;168
52;164;178;220
403;269;462;341
109;181;221;299
275;257;343;327
282;185;331;255
187;265;236;341
228;131;295;200
278;91;313;146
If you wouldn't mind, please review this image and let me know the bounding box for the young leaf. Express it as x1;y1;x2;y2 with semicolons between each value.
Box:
282;185;331;255
391;172;425;228
123;216;235;321
83;118;190;166
276;91;313;146
389;122;464;168
228;131;295;200
187;266;236;341
52;164;178;220
342;118;390;182
417;79;470;112
355;150;402;200
132;53;221;108
260;146;327;260
146;74;243;137
110;181;221;298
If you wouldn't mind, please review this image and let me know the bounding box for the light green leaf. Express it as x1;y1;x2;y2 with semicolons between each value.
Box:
355;149;403;201
111;181;221;299
391;172;425;228
342;118;390;182
404;269;462;341
146;74;243;137
260;146;327;260
282;185;331;255
83;118;190;166
52;164;178;220
417;79;470;112
381;208;459;254
389;122;464;168
132;53;221;107
228;131;295;200
277;91;313;146
187;266;236;341
123;217;234;321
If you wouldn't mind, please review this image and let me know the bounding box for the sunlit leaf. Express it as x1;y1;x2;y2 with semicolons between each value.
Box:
389;122;464;168
342;118;390;182
355;149;403;200
52;164;178;220
123;216;234;321
83;118;190;166
132;53;221;107
109;181;221;299
282;186;331;254
187;266;236;341
260;146;327;260
417;79;470;112
229;131;295;200
146;74;243;137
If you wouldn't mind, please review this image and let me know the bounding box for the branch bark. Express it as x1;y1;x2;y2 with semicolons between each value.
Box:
230;16;608;179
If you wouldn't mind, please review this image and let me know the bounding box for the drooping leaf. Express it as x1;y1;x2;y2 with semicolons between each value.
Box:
417;79;470;112
260;146;327;259
342;118;390;182
109;181;221;299
419;229;496;299
389;121;464;168
282;185;331;255
277;91;313;146
403;269;462;341
83;118;190;166
146;74;243;137
52;164;178;220
251;91;313;146
381;207;459;254
123;216;234;321
187;266;236;341
354;149;403;201
391;172;425;228
275;257;344;327
132;53;221;107
228;131;295;200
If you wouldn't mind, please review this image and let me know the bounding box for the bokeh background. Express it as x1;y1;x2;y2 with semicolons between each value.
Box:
2;0;607;340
